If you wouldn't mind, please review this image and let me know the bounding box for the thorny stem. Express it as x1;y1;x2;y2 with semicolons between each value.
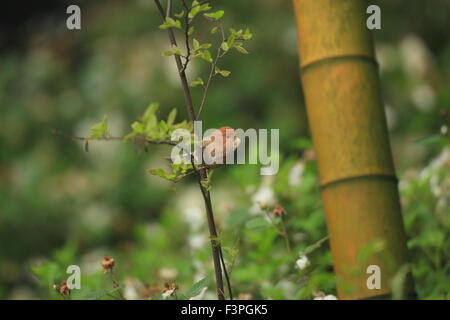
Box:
109;271;125;300
154;0;233;300
189;155;226;300
51;129;177;154
51;129;177;146
280;215;292;254
263;210;291;254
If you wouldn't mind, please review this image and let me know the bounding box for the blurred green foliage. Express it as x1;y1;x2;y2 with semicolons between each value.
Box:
0;0;448;299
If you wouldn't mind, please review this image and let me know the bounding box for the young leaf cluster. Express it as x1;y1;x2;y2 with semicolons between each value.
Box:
123;103;192;142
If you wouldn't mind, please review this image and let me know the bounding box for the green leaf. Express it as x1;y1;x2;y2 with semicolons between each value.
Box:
142;103;159;121
167;108;177;126
245;217;271;230
189;1;212;19
190;77;204;87
189;1;204;19
122;102;160;140
89;115;110;140
299;236;330;256
234;43;249;54
193;38;200;50
203;10;224;20
226;34;236;48
159;120;169;133
124;102;165;141
171;120;194;132
415;134;449;146
188;26;195;36
200;43;212;49
243;28;253;40
173;45;182;55
220;42;229;52
159;17;182;30
147;168;177;181
142;103;159;128
211;26;218;34
30;261;63;287
200;50;213;63
199;3;212;12
174;10;185;18
163;45;182;56
130;121;145;134
183;277;208;299
215;66;231;77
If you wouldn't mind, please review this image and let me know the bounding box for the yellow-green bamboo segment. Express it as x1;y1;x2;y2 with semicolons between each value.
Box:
292;0;415;299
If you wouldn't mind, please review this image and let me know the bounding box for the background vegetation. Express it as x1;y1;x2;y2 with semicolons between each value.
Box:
0;0;448;299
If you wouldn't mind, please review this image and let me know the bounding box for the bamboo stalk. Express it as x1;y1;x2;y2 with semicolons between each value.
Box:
292;0;415;299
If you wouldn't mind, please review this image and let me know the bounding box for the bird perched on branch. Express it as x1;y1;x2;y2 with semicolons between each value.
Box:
170;126;240;168
200;126;241;166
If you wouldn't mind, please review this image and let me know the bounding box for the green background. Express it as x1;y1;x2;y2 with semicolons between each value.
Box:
0;0;448;299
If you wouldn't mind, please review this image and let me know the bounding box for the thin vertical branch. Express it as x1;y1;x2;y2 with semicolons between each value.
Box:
154;0;233;300
196;22;226;120
154;0;196;122
180;0;191;73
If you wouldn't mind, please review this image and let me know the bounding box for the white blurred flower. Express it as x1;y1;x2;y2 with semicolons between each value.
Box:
295;255;310;271
183;206;204;232
430;174;442;197
81;203;113;231
238;293;252;300
412;84;435;112
252;185;275;205
8;286;34;300
188;234;206;250
314;294;338;300
158;267;178;280
249;184;275;215
80;248;110;275
245;184;256;194
177;186;204;228
123;278;139;300
162;288;175;299
277;280;296;297
441;125;448;135
400;34;432;78
288;162;305;187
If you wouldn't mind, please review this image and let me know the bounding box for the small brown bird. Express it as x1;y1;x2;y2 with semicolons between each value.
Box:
169;127;241;169
200;126;241;166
